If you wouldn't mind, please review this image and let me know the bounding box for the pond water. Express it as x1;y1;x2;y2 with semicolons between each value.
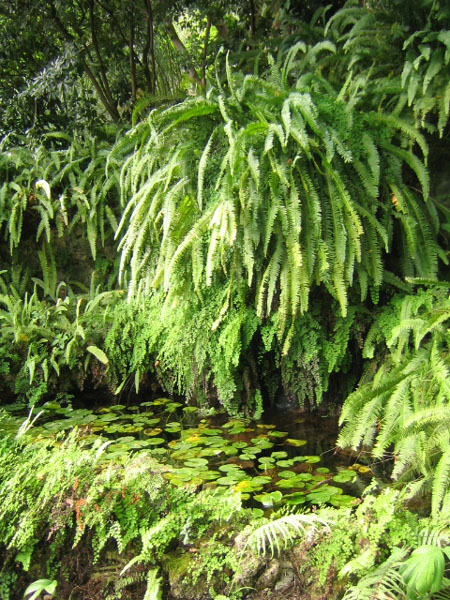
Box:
0;398;376;511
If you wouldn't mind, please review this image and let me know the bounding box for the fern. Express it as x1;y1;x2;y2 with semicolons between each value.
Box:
245;513;329;558
339;285;450;516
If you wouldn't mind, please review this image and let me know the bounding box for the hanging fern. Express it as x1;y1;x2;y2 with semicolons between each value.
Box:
116;42;443;352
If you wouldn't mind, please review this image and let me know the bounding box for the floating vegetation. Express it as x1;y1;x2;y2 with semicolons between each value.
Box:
0;400;372;510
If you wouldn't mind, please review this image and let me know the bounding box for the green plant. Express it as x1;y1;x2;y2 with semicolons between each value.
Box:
400;545;450;599
116;41;440;343
245;512;330;558
338;284;450;515
23;579;57;600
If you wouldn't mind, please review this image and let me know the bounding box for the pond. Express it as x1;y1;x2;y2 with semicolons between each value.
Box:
0;397;376;511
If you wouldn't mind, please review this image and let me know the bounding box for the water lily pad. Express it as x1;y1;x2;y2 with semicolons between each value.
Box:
315;485;342;496
252;476;273;486
306;491;332;503
253;491;283;506
203;437;226;447
184;458;209;468
216;474;246;485
276;459;295;468
165;423;182;433
148;447;167;456
201;428;223;436
43;421;72;432
232;441;248;449
184;434;206;444
316;467;330;474
219;463;243;473
276;479;306;489
239;453;257;461
333;470;357;483
200;470;220;481
258;456;275;465
223;446;239;456
247;446;263;455
284;492;307;505
330;494;357;507
278;470;297;479
183;406;198;414
358;466;371;474
166;402;183;413
286;438;307;447
144;428;163;436
233;480;260;493
253;440;273;450
251;508;265;518
145;437;165;446
223;421;247;434
270;431;288;438
95;414;121;423
199;448;222;457
305;455;321;464
271;451;288;459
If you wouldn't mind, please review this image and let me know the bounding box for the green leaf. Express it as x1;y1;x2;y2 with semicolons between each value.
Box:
87;345;109;364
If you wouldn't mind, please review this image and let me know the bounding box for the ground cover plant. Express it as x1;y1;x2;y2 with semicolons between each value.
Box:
1;0;450;598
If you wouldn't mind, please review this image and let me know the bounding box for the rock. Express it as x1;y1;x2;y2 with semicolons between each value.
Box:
256;559;280;590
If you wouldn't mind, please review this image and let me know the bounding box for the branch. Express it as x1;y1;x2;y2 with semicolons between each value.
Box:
249;0;256;37
88;0;116;109
47;0;119;122
201;15;212;88
143;0;156;94
166;21;203;89
129;3;137;102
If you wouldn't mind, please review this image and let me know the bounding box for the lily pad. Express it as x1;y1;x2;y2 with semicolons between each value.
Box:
305;455;321;464
218;464;243;473
271;451;288;459
184;458;209;468
269;431;288;438
165;423;182;433
286;438;307;447
284;492;307;505
306;491;332;503
258;456;275;465
330;495;357;507
276;459;295;468
333;470;357;483
232;441;248;449
239;453;257;461
222;446;239;456
146;437;165;446
277;470;297;479
253;491;283;506
358;466;372;474
316;467;330;474
252;476;273;486
144;428;163;436
276;479;306;490
234;480;261;493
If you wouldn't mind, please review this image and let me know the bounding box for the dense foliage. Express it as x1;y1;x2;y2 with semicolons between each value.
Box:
2;0;450;598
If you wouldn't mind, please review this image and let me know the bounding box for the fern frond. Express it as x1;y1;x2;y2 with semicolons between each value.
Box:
245;513;329;558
